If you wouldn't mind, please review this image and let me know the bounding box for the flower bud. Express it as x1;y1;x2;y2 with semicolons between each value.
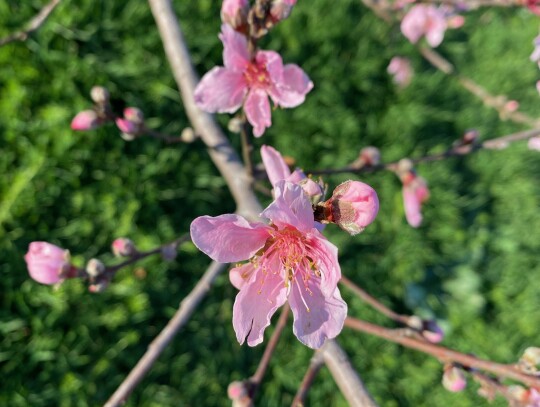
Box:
123;107;144;124
71;110;100;131
325;180;379;235
112;238;137;257
89;279;109;293
270;0;297;23
520;347;540;371
422;319;444;343
528;137;540;152
180;127;197;143
227;381;253;407
221;0;249;30
387;56;413;88
24;242;72;285
86;258;105;278
442;366;467;393
360;147;381;166
228;117;243;133
504;100;519;113
90;86;110;105
461;129;479;145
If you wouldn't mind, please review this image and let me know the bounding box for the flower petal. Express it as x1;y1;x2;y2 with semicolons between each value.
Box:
190;214;271;263
269;64;313;108
261;181;314;232
229;262;255;290
289;284;347;349
194;67;247;114
307;232;341;297
403;186;422;227
233;265;288;346
219;24;250;71
255;50;284;83
244;89;272;137
261;145;291;186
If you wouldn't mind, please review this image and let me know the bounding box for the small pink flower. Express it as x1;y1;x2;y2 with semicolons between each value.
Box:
195;25;313;137
325;181;379;235
24;242;72;285
221;0;249;30
527;388;540;407
442;366;467;392
270;0;297;23
528;136;540;151
71;110;100;131
387;56;413;88
402;173;429;228
115;107;144;137
190;181;346;349
401;5;447;48
261;145;323;199
112;238;136;257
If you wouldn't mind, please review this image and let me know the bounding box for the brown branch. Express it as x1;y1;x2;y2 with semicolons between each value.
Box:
320;340;380;406
248;303;290;400
103;261;227;407
307;127;540;176
0;0;62;47
416;0;525;9
344;317;540;389
291;350;325;407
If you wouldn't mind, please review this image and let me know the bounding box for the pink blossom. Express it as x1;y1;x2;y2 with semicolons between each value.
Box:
190;181;346;349
71;110;100;131
221;0;249;30
400;5;447;48
115;107;144;137
325;181;379;235
194;25;313;137
261;145;323;199
531;36;540;63
527;388;540;407
387;56;413;88
24;242;72;285
112;238;136;257
402;173;429;228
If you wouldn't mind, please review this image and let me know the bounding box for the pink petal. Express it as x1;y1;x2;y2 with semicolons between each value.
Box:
528;136;540;151
220;24;250;71
71;110;100;131
233;266;288;346
403;186;422;227
425;6;447;47
255;50;284;84
194;67;247;113
115;118;138;134
24;242;69;285
261;181;314;232
229;262;255;290
244;89;272;137
307;233;341;297
261;145;291;186
401;5;427;44
190;214;271;263
269;64;314;108
289;284;347;349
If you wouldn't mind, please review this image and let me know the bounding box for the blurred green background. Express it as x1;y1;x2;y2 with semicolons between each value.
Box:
1;1;540;406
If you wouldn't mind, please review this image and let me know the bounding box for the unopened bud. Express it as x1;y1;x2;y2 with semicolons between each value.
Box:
221;0;249;30
112;238;137;257
298;177;325;204
504;100;519;113
89;279;110;293
123;107;144;124
270;0;297;23
180;127;197;143
422;320;444;343
86;258;105;278
71;110;100;131
227;381;253;407
161;243;178;262
528;137;540;152
442;366;467;393
462;129;479;145
116;108;144;139
360;147;381;166
520;347;540;371
90;86;110;105
228;117;243;133
325;180;379;235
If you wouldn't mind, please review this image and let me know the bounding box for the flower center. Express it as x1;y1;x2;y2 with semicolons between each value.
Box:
244;62;270;89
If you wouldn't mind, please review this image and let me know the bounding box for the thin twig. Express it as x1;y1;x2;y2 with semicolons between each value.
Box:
103;261;227;407
344;317;540;389
291;350;325;407
307;127;540;176
248;303;290;399
0;0;62;47
340;276;408;324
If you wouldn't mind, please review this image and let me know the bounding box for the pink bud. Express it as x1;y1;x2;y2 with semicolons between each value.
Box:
422;320;444;343
112;238;137;257
442;366;467;392
402;174;429;228
123;107;144;124
387;57;413;88
360;147;381;166
504;100;520;113
115;118;139;135
24;242;72;285
270;0;297;23
71;110;100;131
327;180;379;235
221;0;249;30
86;258;105;278
227;381;248;400
528;137;540;151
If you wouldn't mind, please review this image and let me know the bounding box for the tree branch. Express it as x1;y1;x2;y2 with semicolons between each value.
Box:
291;350;325;407
104;261;227;407
0;0;62;47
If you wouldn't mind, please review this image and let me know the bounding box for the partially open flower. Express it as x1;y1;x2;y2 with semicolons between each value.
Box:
221;0;249;31
324;180;379;235
112;238;137;257
24;242;73;285
116;107;145;139
270;0;297;23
